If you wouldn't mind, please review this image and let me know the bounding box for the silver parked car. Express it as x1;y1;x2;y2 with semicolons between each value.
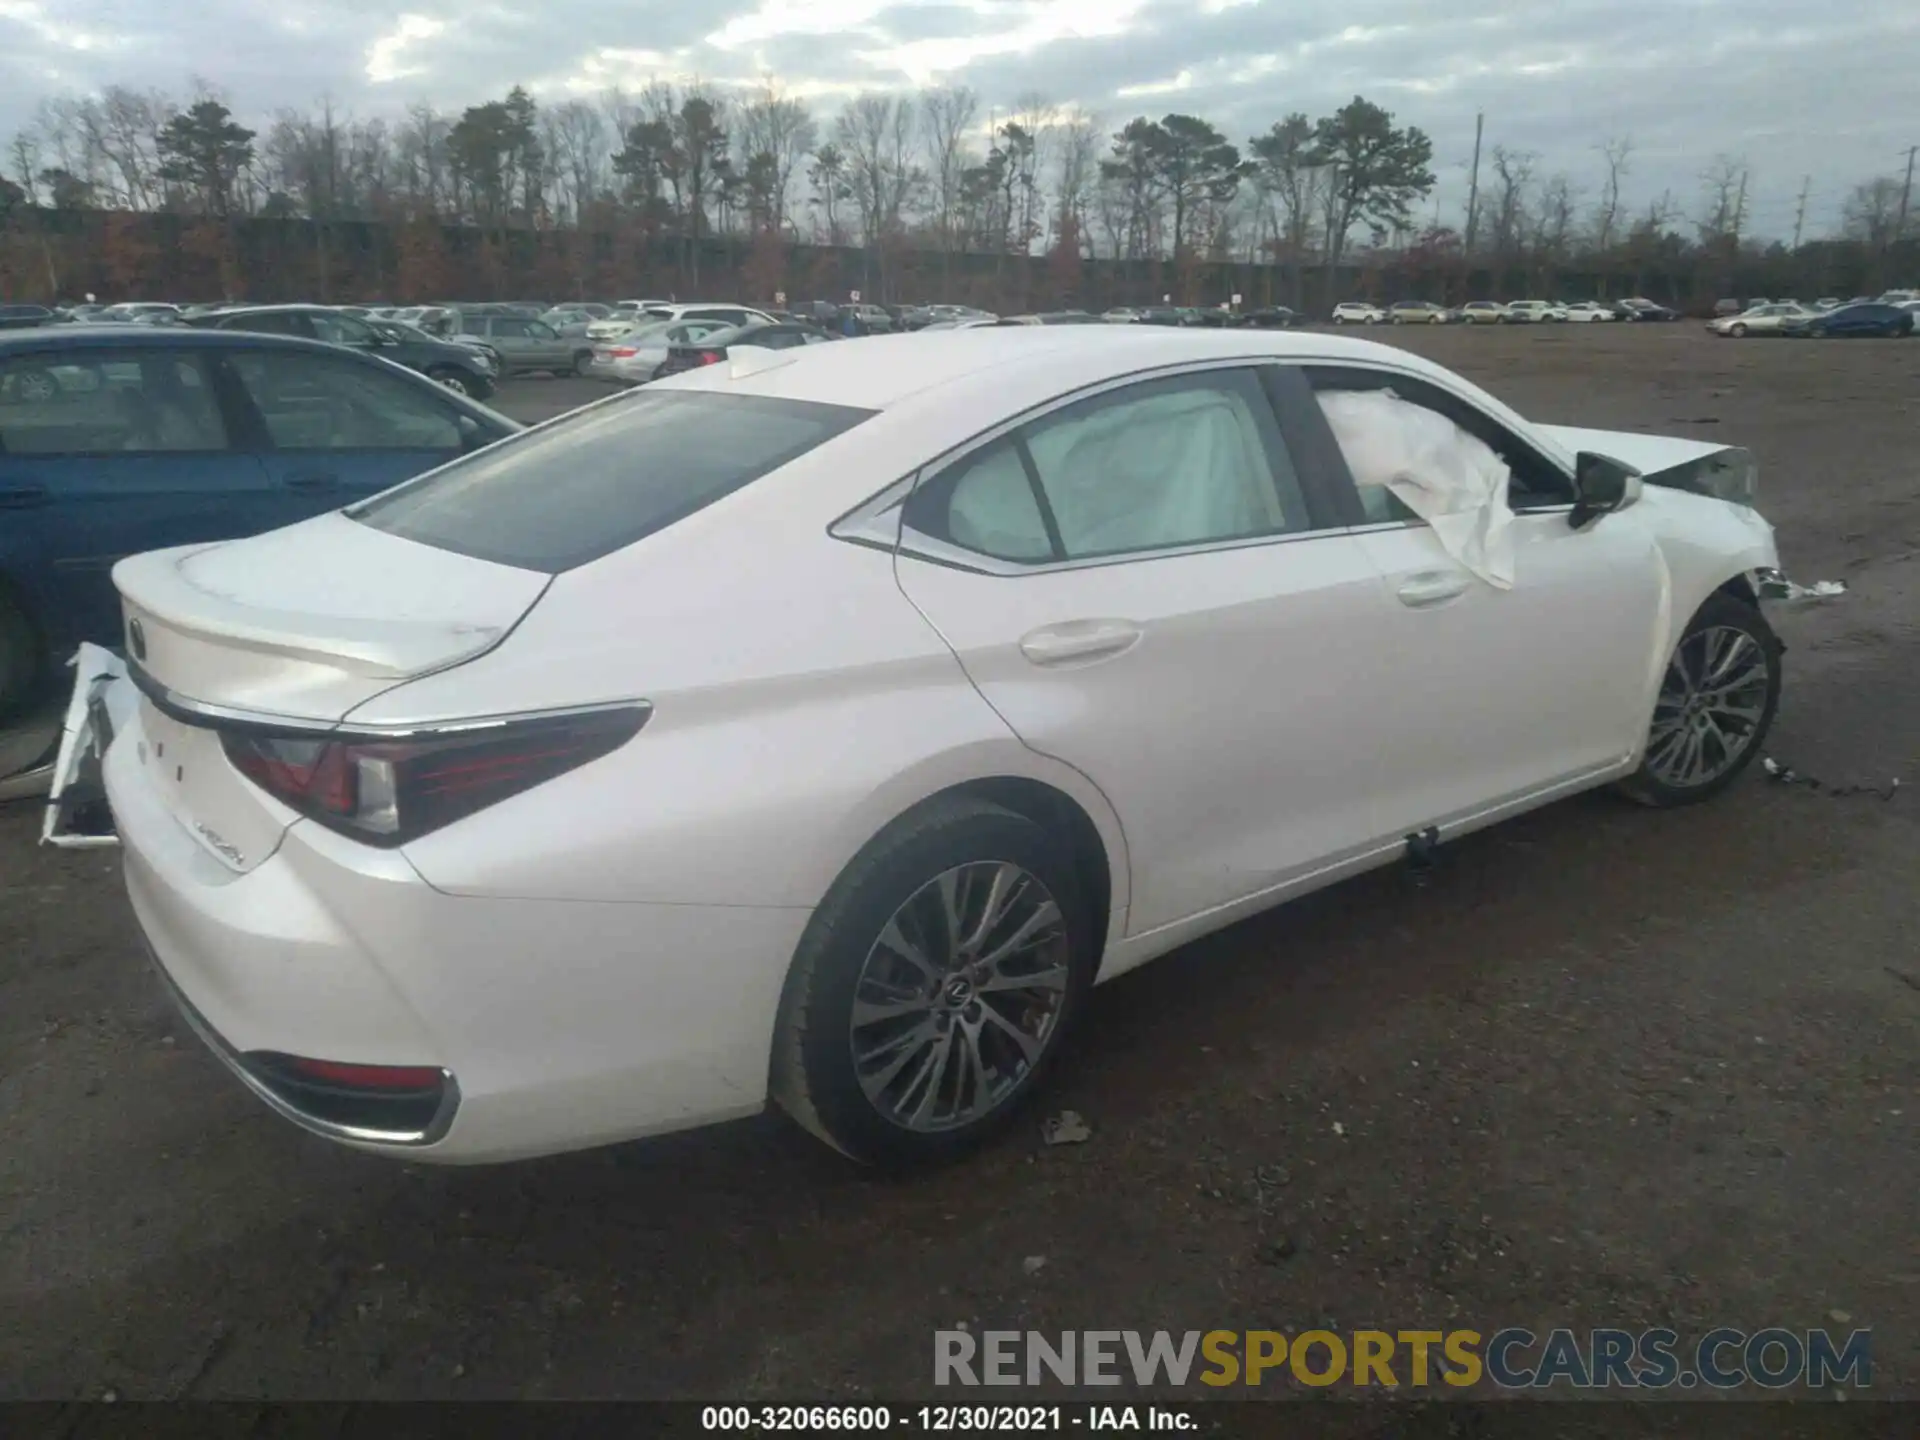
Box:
586;318;735;385
458;313;594;377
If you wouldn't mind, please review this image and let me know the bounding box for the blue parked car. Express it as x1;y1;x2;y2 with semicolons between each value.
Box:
1779;302;1916;339
0;325;522;717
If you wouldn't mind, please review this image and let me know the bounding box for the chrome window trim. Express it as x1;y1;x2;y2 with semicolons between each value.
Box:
128;660;650;740
831;356;1352;577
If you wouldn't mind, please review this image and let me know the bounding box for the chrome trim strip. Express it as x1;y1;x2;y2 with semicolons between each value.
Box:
127;661;651;740
142;938;460;1147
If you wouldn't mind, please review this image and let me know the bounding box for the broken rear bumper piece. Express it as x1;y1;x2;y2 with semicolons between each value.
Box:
41;642;136;849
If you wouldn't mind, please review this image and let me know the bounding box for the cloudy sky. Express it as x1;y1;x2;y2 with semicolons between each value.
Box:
3;0;1914;237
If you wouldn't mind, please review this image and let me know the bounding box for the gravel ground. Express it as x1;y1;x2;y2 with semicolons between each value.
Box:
1;326;1916;1407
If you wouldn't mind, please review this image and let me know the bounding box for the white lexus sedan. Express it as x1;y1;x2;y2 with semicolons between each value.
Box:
98;327;1785;1167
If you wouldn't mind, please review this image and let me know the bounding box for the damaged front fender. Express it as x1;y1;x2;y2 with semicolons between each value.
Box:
1536;424;1758;508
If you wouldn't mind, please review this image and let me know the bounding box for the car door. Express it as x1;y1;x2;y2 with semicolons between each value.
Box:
1291;363;1667;839
0;345;276;651
522;320;570;369
217;347;470;510
890;364;1414;938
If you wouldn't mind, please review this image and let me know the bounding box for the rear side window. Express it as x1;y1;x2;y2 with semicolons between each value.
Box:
0;349;227;455
351;390;874;572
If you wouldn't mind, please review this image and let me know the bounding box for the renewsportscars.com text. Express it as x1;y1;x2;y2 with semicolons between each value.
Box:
934;1327;1871;1390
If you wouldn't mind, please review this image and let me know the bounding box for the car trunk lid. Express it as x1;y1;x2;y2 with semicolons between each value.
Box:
94;513;549;871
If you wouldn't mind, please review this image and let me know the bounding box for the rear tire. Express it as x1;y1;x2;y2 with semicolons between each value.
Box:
427;366;472;396
0;589;42;724
770;798;1097;1167
572;350;593;377
1616;593;1781;808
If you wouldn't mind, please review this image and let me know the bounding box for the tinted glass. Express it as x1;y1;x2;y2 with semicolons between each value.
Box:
223;311;306;336
226;351;462;451
352;391;874;572
491;318;533;337
309;311;376;345
0;350;228;455
941;441;1053;561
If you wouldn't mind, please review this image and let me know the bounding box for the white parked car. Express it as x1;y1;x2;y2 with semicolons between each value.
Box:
1504;300;1568;323
1564;302;1617;323
89;328;1784;1167
587;318;735;385
1710;303;1813;337
1331;302;1387;324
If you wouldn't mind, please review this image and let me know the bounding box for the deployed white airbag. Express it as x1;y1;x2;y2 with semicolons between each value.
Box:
1317;388;1517;589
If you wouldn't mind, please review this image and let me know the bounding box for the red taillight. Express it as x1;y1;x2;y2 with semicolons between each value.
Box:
220;706;649;846
697;350;724;366
608;346;637;358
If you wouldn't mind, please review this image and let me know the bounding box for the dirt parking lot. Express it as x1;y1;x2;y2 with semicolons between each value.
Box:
2;325;1916;1406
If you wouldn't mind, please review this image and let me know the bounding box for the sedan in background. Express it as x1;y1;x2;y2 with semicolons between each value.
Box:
654;320;838;378
1618;298;1681;322
1710;303;1814;337
1564;302;1617;322
1504;300;1568;323
195;305;500;399
0;326;518;716
1237;306;1302;329
589;318;737;385
1780;302;1916;338
88;326;1783;1169
0;303;57;331
1388;301;1452;325
1331;302;1387;324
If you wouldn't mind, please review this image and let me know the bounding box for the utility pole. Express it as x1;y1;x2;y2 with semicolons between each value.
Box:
1791;175;1810;250
1462;112;1484;255
1897;145;1917;243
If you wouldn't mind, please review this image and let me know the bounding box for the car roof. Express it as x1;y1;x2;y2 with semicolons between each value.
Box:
657;324;1506;416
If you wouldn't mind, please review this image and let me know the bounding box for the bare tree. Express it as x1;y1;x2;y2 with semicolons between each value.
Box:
1012;92;1058;252
544;101;608;222
1052;112;1100;256
1592;136;1632;252
1842;176;1905;249
1488;145;1535;263
735;83;816;234
835;94;922;291
1695;154;1750;246
920;86;979;257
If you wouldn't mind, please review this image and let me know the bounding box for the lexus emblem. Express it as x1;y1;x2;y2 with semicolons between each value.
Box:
127;618;146;661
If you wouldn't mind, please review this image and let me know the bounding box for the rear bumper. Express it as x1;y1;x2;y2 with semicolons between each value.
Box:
105;706;805;1163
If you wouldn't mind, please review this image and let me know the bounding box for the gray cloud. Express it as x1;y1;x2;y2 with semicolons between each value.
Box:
2;0;1909;235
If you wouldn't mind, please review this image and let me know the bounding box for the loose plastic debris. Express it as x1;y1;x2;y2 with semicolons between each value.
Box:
1782;578;1847;600
41;643;135;849
1761;755;1899;799
1022;1255;1047;1275
1317;387;1516;589
1041;1110;1092;1146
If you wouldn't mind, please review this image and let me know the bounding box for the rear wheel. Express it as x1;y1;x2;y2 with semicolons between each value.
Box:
427;366;472;396
771;798;1096;1166
0;589;42;723
572;350;593;377
1617;593;1781;808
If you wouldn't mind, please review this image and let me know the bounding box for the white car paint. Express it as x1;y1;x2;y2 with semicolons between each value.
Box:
1564;303;1616;322
1331;303;1387;324
90;327;1781;1164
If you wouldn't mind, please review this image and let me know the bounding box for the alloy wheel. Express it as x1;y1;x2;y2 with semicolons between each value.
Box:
849;861;1070;1133
1644;625;1771;788
434;372;471;396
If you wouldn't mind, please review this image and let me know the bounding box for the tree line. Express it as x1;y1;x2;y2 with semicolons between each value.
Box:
1;78;1913;307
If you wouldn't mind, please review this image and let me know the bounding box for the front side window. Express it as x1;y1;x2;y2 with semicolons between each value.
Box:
309;311;375;346
225;351;461;451
491;318;533;338
0;350;227;455
352;390;874;573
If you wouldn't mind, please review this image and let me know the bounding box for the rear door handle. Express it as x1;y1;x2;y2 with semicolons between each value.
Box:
1396;570;1472;608
284;473;341;492
1019;620;1143;667
0;484;49;509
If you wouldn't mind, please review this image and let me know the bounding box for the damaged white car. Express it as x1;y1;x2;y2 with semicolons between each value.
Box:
52;328;1785;1166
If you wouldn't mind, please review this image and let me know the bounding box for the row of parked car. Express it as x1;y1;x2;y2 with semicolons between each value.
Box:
1706;292;1920;339
1327;297;1683;325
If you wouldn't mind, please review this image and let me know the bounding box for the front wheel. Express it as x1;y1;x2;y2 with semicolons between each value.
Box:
771;798;1096;1166
572;350;594;377
427;366;472;396
1729;323;1748;338
1617;592;1781;808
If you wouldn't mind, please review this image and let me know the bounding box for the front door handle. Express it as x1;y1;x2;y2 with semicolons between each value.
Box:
0;484;49;509
1396;570;1471;608
1019;620;1143;667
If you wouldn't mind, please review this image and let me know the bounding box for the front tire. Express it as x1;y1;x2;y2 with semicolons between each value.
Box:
771;798;1096;1166
1617;592;1781;808
427;366;472;396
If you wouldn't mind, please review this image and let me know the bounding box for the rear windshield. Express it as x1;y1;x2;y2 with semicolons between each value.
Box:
350;389;873;573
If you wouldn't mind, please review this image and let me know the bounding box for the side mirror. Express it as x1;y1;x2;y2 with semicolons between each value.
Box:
1570;451;1643;529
